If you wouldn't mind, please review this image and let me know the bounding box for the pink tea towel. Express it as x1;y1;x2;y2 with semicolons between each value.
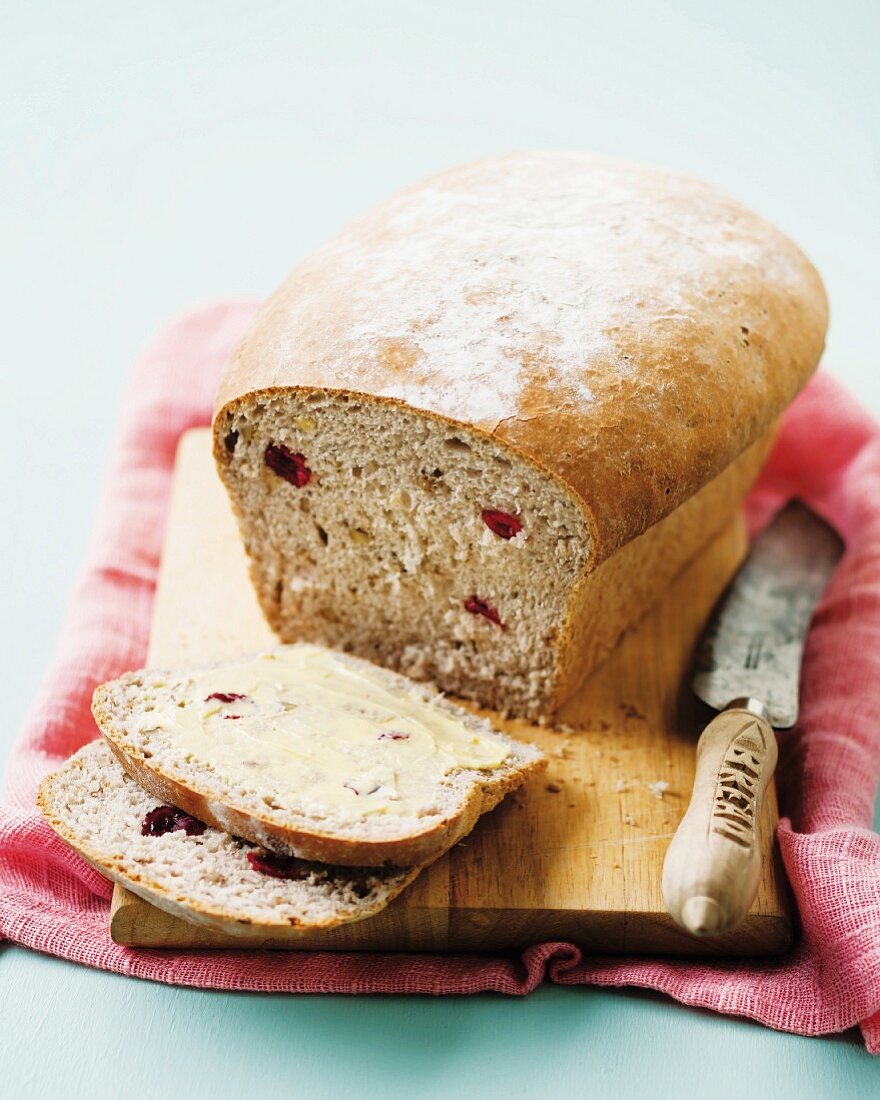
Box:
1;302;879;1049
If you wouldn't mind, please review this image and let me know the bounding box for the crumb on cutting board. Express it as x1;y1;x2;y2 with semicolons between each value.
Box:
648;780;670;799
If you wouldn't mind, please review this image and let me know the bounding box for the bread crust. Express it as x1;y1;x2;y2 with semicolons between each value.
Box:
213;150;827;566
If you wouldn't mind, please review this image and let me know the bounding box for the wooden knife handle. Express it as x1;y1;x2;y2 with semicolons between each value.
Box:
662;705;778;937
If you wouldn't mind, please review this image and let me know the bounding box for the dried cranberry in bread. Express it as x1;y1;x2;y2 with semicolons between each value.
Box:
37;741;421;935
91;643;545;867
212;151;827;719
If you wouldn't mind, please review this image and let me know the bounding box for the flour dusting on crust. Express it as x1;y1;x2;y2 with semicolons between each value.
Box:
273;151;814;426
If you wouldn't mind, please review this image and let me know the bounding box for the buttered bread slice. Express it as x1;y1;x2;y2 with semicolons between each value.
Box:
92;643;545;867
38;740;421;934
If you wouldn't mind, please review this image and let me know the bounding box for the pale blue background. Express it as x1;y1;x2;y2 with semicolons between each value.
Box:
2;1;879;1095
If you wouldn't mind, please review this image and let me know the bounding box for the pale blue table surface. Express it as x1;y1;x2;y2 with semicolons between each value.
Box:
2;2;879;1095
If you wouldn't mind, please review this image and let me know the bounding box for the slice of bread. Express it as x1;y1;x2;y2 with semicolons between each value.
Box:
92;643;546;867
37;740;420;935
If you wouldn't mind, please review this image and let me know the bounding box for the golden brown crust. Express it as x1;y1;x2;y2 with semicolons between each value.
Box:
91;689;547;868
213;150;827;564
550;424;777;709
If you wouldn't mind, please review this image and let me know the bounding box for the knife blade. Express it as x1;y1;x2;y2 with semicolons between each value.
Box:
692;500;844;728
662;500;843;938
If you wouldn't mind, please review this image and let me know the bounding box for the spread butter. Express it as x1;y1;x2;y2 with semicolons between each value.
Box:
140;645;508;822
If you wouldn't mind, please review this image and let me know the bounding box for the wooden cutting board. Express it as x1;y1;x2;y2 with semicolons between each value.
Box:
109;429;791;955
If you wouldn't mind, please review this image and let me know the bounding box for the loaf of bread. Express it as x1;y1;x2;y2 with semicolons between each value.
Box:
38;741;420;934
213;151;827;719
92;643;545;867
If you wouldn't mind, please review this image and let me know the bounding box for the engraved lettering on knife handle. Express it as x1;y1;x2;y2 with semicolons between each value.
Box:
710;724;766;847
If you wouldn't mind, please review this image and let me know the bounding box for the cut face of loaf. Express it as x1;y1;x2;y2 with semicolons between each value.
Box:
37;741;420;935
216;396;592;717
214;394;776;719
92;643;546;867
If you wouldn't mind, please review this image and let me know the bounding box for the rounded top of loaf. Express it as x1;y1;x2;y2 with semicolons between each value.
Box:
216;150;827;560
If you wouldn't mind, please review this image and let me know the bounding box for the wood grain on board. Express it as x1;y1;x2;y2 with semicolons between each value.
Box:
110;429;790;955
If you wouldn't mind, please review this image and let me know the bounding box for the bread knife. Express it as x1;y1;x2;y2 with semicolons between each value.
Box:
662;500;843;937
